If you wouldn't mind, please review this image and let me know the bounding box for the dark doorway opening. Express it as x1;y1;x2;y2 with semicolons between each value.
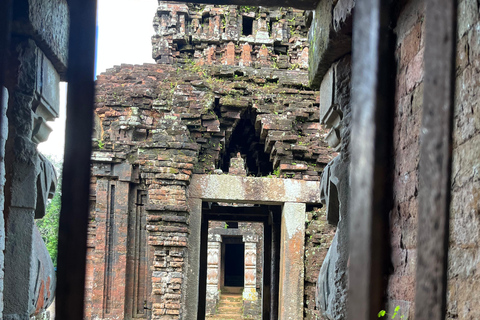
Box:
220;111;273;176
227;221;238;229
224;242;244;287
242;16;254;36
198;203;281;320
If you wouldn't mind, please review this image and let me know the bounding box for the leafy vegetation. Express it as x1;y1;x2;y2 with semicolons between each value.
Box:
239;5;256;13
378;306;404;319
36;156;62;267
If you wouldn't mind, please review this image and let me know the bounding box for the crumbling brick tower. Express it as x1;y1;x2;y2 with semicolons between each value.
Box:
85;2;332;320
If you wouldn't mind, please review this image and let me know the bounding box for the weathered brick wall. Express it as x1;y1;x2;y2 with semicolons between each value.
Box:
93;64;329;178
152;3;310;69
388;0;480;318
448;0;480;318
86;61;332;319
304;207;335;320
388;0;425;317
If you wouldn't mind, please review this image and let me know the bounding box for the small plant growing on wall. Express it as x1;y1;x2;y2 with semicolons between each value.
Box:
378;306;404;319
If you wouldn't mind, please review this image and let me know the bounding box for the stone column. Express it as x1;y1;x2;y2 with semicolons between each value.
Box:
0;87;8;319
184;198;201;319
206;234;222;315
279;202;306;320
243;234;260;317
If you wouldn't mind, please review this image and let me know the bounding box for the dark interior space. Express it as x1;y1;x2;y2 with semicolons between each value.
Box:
220;110;272;176
242;16;254;36
224;242;245;287
227;221;238;228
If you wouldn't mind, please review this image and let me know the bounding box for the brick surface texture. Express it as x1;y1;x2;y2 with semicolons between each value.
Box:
388;0;480;318
304;208;335;320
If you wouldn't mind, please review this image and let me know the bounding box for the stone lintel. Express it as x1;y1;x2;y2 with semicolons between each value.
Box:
161;0;320;10
188;174;321;204
308;0;354;87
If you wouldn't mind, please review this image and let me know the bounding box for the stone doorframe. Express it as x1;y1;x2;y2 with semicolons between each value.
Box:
185;174;321;320
206;230;259;316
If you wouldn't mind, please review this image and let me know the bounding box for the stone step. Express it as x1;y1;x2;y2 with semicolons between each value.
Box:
219;298;243;303
222;286;243;294
217;304;242;310
217;307;242;313
218;301;243;309
206;292;244;320
219;296;242;302
206;316;244;319
220;294;242;298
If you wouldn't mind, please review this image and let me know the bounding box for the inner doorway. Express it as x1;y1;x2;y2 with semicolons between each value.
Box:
187;174;317;320
200;203;281;320
223;240;245;288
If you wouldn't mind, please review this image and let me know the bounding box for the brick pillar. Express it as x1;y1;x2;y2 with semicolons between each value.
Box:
223;42;236;66
90;163;136;319
206;234;222;315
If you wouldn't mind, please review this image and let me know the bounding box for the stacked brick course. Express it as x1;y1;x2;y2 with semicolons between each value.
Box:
152;3;310;69
92;63;330;178
448;0;480;318
304;207;335;320
387;1;425;316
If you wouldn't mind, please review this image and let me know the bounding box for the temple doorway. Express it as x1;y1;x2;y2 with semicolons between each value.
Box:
223;240;245;288
202;204;281;320
186;174;318;320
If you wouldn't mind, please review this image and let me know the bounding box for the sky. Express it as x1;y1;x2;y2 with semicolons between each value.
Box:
38;0;158;158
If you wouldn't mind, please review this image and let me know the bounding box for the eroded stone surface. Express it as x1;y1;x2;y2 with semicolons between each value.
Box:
279;202;306;320
189;174;321;204
304;207;335;320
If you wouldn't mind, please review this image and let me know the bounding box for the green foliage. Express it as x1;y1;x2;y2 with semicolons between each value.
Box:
288;63;301;70
36;156;62;268
240;5;256;13
378;306;404;319
290;24;296;37
273;168;280;177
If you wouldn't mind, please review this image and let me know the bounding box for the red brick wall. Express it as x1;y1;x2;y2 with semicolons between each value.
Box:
304;207;335;320
152;4;310;69
388;0;425;317
388;0;480;318
448;0;480;317
85;62;331;319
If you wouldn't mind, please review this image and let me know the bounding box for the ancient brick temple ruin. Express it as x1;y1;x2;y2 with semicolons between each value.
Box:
85;3;334;319
2;0;478;319
83;0;480;319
